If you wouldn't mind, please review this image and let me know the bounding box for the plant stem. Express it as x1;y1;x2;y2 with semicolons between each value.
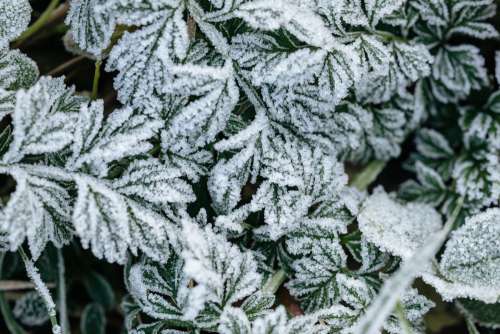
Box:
0;253;27;334
57;249;70;334
349;160;387;191
92;60;102;100
18;248;60;334
47;56;86;77
14;0;61;47
263;269;287;294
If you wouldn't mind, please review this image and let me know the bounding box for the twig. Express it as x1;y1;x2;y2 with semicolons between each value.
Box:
0;280;55;291
18;248;61;334
92;60;103;100
13;0;61;48
47;56;86;77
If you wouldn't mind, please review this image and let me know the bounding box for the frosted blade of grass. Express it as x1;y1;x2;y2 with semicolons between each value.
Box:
353;198;463;334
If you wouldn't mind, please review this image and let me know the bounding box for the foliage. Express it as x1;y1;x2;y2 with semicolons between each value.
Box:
0;0;499;333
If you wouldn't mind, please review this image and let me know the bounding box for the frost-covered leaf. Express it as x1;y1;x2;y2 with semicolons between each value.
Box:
0;49;39;119
460;90;500;148
234;0;335;47
0;165;73;260
182;222;261;309
99;0;189;105
440;208;500;293
73;175;176;264
112;158;195;206
0;0;31;47
358;188;442;259
66;101;161;177
399;161;448;206
3;77;85;163
66;0;116;57
13;291;49;326
431;45;488;103
161;62;239;150
127;254;197;324
287;239;346;312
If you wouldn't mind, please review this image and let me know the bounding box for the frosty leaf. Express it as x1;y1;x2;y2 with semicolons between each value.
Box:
0;0;31;47
0;49;39;118
161;62;239;150
181;221;262;307
66;0;116;57
13;291;49;326
219;308;251;334
399;162;448;206
0;165;73;260
414;128;455;179
363;0;406;27
73;175;175;264
452;139;500;207
100;0;189;105
127;254;196;324
112;158;195;206
431;45;488;103
421;271;500;304
287;239;347;312
66;101;161;177
231;32;356;104
447;0;498;39
234;0;335;47
336;274;374;310
229;306;323;334
358;188;442;259
383;288;434;334
0;49;38;91
460;90;500;148
356;41;432;104
440;208;500;292
3;77;85;163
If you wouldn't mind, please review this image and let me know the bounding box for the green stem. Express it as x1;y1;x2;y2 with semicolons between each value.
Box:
92;60;102;100
263;269;287;294
0;253;27;334
18;248;60;334
349;160;387;191
465;316;480;334
14;0;61;46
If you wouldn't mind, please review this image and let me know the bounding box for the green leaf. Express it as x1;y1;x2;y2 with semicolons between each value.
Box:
80;303;106;334
83;271;116;310
457;299;500;329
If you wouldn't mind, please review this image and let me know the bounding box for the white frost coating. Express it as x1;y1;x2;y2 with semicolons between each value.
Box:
358;188;442;259
0;0;31;47
235;0;336;48
66;0;116;57
181;221;262;307
67;101;161;177
73;175;173;264
3;77;82;164
439;208;500;292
